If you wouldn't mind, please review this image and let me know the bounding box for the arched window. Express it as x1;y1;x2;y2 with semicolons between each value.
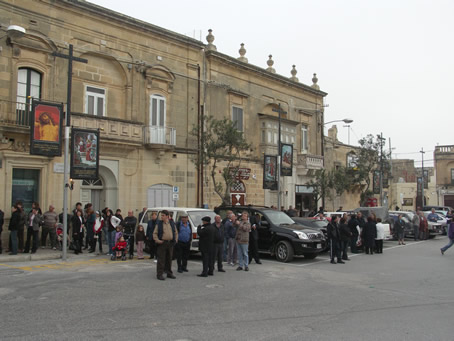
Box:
16;68;42;126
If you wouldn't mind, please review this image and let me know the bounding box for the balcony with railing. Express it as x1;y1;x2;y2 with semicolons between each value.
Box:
143;125;176;148
297;153;324;169
0;99;32;129
435;145;454;154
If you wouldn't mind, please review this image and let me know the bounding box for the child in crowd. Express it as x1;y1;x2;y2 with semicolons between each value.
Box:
114;225;123;244
135;225;146;260
112;236;127;261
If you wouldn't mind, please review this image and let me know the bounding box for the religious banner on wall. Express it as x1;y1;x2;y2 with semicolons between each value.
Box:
70;128;99;180
30;100;63;156
373;170;381;194
263;155;277;190
280;143;293;176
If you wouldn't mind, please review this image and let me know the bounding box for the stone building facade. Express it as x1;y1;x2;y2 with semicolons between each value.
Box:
434;145;454;208
0;0;326;236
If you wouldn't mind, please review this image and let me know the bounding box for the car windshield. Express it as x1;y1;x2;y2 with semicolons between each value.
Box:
263;210;295;225
188;210;217;227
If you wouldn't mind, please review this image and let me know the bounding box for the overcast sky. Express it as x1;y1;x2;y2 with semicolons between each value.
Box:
90;0;453;166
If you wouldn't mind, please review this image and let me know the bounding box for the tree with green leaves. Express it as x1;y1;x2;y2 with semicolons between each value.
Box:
306;168;334;205
349;134;389;206
192;115;251;205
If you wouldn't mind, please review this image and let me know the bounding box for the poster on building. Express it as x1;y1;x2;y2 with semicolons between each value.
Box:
263;155;277;190
70;128;99;180
280;143;293;176
373;170;381;194
30;100;63;156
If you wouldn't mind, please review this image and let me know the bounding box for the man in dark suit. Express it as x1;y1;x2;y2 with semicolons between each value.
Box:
249;213;261;264
197;216;216;277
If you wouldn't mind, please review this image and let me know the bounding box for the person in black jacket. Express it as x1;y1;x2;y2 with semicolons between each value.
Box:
362;215;377;254
248;213;261;264
339;217;352;261
122;210;137;259
175;214;192;273
71;209;84;254
197;216;216;277
8;205;21;255
348;214;360;253
327;215;344;264
211;215;225;272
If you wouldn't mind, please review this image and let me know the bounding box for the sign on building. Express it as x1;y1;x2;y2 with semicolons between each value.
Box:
280;143;293;176
263;155;277;190
70;128;99;180
30;100;63;157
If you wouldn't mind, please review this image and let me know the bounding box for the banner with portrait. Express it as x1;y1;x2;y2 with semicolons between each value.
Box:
263;155;277;190
30;100;63;156
70;128;99;180
280;143;293;176
373;170;381;194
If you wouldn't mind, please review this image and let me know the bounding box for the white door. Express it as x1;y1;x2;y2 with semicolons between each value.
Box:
149;95;166;144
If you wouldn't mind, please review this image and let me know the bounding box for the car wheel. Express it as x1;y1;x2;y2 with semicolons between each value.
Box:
303;253;317;260
275;240;294;263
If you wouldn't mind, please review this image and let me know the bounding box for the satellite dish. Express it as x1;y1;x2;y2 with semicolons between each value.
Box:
7;25;26;39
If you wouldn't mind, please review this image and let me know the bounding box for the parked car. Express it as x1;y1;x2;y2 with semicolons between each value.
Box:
423;211;446;237
292;217;329;252
422;206;453;217
215;206;326;262
138;207;217;252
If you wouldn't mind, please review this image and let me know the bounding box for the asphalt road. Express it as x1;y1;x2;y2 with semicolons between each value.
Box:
0;237;453;341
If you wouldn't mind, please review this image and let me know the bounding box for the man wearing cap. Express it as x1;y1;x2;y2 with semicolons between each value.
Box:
153;210;178;280
175;213;192;273
197;216;216;277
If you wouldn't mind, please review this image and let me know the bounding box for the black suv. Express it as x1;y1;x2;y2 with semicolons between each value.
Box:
215;206;326;262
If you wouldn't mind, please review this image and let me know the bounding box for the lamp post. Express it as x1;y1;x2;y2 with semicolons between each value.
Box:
320;118;353;210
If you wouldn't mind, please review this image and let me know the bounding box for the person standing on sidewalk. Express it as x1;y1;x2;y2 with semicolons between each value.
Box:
153;210;178;280
122;210;137;259
197;216;216;277
71;209;84;254
419;211;429;240
327;215;343;264
225;213;238;266
339;216;352;261
16;202;26;253
212;215;225;272
375;218;385;254
248;213;262;265
175;214;192;273
236;212;251;271
24;207;42;254
135;225;146;260
412;211;420;241
42;205;59;250
8;205;21;255
441;219;454;255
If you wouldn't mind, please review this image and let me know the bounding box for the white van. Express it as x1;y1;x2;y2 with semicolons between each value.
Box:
138;207;217;252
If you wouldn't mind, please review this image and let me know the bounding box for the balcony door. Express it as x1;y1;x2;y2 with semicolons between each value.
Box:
149;94;166;144
16;68;41;126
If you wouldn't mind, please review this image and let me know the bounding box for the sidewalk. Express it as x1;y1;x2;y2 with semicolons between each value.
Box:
0;247;110;263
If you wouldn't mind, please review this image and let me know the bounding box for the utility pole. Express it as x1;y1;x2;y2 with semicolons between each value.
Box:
388;138;393;209
379;133;384;206
420;148;425;208
272;104;286;210
52;44;87;261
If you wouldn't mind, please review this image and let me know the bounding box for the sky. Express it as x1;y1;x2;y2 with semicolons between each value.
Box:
90;0;453;167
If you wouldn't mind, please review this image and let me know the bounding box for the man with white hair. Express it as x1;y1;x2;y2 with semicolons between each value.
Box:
42;205;58;249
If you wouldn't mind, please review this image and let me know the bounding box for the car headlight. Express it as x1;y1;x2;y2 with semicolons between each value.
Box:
293;230;308;240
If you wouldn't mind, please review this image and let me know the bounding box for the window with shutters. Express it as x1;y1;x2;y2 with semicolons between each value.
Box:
150;94;166;127
301;125;308;153
232;106;243;132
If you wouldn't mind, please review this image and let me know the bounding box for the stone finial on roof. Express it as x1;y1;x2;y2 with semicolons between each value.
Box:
311;73;320;90
266;55;276;73
206;29;217;51
238;43;248;63
290;65;299;82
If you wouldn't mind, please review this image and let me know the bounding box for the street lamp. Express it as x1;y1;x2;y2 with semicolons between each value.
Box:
320;117;354;210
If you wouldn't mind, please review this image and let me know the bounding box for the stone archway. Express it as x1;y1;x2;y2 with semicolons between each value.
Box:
80;165;118;211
